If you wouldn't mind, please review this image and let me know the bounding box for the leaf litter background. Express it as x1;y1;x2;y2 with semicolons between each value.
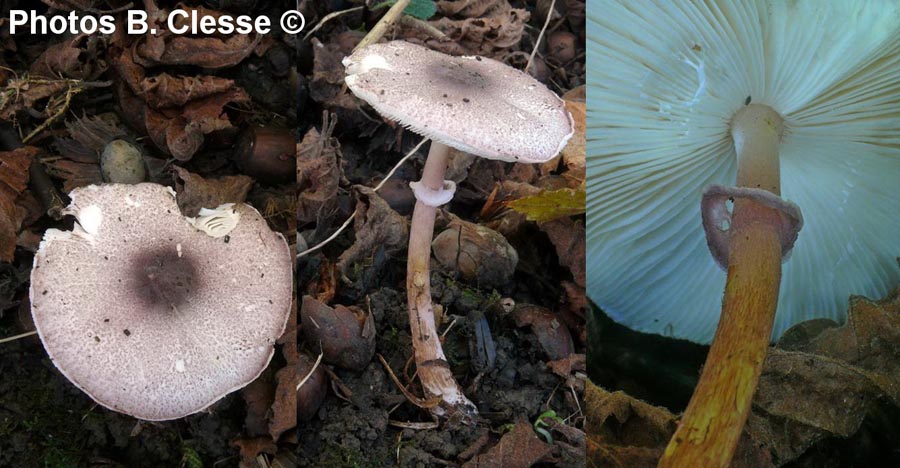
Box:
0;0;587;467
295;0;586;466
1;0;297;466
587;278;900;468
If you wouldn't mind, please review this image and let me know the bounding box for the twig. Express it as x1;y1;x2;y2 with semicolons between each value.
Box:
303;6;365;41
354;0;412;52
297;137;428;258
296;351;323;391
526;0;557;74
377;353;442;410
398;15;447;40
0;330;37;344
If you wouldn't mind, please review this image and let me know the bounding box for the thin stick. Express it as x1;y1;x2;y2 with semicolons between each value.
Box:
303;6;365;41
526;0;556;74
297;138;428;258
0;330;37;344
354;0;412;52
296;351;323;391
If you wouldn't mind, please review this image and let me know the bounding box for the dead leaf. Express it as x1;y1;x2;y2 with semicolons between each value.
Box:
511;304;575;361
506;186;585;223
269;362;298;441
172;166;254;217
296;114;341;226
133;4;261;69
438;0;507;17
232;437;277;468
747;286;900;463
463;420;553;468
336;187;408;286
0;147;38;261
430;5;530;56
540;217;586;288
548;353;586;379
43;158;103;193
140;74;240;109
242;369;275;437
30;34;108;80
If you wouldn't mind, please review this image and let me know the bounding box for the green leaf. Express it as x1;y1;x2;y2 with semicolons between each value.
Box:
373;0;438;20
507;187;586;223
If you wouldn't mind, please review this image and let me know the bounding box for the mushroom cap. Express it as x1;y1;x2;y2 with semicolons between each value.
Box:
344;41;574;163
587;0;900;343
30;183;292;420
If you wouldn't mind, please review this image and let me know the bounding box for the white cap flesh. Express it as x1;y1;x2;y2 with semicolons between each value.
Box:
587;0;900;343
344;41;574;163
30;183;292;420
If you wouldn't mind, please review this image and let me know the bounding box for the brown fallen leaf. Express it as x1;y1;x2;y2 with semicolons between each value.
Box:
172;166;254;217
540;217;586;288
336;187;409;284
242;369;275;438
0;147;38;261
269;362;298;441
296;113;341;226
232;437;277;468
512;304;575;361
747;285;900;464
42;158;103;193
463;420;553;468
30;34;108;81
430;5;530;56
585;381;773;468
438;0;507;17
134;3;261;69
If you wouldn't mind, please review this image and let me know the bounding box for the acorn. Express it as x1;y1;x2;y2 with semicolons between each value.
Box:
432;219;519;288
234;126;295;184
100;139;146;184
548;31;578;64
298;353;327;422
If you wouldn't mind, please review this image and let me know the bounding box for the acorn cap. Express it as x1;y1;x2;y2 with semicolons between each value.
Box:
344;41;574;163
29;183;292;420
586;0;900;343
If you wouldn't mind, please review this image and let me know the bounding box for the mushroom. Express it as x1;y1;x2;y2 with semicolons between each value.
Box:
344;41;573;416
588;1;899;465
29;183;292;421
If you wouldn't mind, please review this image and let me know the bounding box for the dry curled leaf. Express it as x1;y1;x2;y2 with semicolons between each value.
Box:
512;304;575;361
296;114;341;226
134;3;261;69
438;0;507;17
172;166;254;217
463;420;553;468
585;382;772;468
431;5;530;56
0;147;38;261
540;217;586;288
748;286;900;464
336;187;408;280
30;34;108;81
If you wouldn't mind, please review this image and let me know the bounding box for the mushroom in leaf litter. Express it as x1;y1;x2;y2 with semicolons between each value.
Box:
30;183;292;421
587;0;899;466
344;41;573;417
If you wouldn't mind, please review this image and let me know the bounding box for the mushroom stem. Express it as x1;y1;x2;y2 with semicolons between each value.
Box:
407;141;477;417
661;105;785;467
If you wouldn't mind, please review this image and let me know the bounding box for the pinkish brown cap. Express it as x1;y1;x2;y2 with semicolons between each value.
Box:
29;183;292;421
344;41;574;163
